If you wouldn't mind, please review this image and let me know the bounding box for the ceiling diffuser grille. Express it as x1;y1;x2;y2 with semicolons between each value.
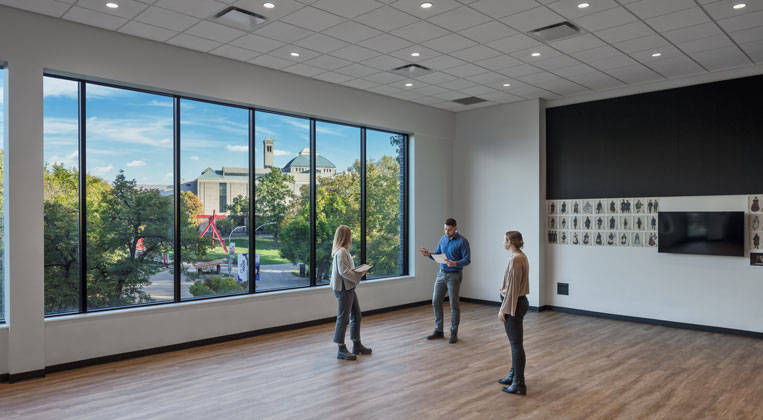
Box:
453;96;487;105
528;21;582;42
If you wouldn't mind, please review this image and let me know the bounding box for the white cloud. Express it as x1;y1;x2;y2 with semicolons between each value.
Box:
165;172;173;178
190;156;199;160
43;77;131;99
85;116;173;148
44;117;78;136
226;144;248;152
147;100;172;107
159;138;170;144
46;150;79;168
273;149;291;156
91;164;113;175
126;160;147;167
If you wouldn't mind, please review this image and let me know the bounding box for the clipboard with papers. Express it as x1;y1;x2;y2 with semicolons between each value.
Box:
353;264;372;273
430;254;448;264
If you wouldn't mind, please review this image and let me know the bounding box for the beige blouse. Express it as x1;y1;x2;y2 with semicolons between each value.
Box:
499;252;530;316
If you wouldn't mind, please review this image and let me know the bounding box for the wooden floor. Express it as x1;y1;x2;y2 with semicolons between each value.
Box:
1;302;762;420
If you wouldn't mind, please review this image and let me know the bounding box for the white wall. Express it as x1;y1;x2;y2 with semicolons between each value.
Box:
453;100;545;308
545;195;763;333
0;6;454;375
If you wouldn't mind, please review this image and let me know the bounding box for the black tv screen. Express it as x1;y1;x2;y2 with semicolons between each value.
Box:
658;212;744;256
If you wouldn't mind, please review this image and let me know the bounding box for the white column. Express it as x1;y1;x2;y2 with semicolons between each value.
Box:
4;59;45;377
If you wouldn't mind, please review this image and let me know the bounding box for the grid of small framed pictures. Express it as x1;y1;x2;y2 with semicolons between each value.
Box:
748;194;762;265
547;198;659;248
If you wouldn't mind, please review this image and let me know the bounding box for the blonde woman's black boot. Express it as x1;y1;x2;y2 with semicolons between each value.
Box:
337;344;357;360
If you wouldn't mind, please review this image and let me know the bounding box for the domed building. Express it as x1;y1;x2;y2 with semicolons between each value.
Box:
183;137;337;215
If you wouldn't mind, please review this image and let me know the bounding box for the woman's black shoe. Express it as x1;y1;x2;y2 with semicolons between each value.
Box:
501;378;526;395
352;340;372;355
337;344;357;360
498;368;514;385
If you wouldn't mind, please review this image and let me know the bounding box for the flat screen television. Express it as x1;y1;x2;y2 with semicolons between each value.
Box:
658;212;744;257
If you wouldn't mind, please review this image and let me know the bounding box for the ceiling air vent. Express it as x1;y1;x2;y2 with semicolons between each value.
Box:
391;64;432;76
528;21;582;43
453;96;487;106
214;6;267;31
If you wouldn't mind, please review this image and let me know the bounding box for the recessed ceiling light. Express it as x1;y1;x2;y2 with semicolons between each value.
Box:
290;52;300;57
263;2;275;8
651;52;662;57
420;2;433;8
405;83;413;87
578;2;590;8
531;52;541;57
106;2;119;8
733;3;746;9
503;83;511;87
411;52;420;57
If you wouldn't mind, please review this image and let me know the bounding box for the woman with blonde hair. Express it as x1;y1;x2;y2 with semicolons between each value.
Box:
330;225;372;360
497;231;530;395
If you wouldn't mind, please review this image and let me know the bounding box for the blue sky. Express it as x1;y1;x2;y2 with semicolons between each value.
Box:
42;76;402;186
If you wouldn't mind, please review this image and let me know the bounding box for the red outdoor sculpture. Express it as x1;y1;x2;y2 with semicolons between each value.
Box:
197;209;228;253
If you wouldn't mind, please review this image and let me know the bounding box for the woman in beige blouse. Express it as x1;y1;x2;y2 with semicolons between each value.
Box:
330;225;372;361
497;231;530;395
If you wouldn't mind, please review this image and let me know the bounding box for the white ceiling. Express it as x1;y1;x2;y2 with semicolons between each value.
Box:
3;0;763;111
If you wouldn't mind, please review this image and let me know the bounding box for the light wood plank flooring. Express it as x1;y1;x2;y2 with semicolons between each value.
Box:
1;302;762;420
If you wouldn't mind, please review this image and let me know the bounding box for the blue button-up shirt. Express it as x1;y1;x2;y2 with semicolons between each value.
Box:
431;232;471;272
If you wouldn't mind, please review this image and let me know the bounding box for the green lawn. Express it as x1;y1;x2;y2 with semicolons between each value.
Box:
204;236;290;265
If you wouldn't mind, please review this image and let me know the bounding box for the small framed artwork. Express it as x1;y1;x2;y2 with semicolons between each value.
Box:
634;215;646;231
548;216;558;230
750;252;763;266
547;230;558;244
751;214;761;231
606;231;617;246
595;216;606;230
632;198;646;214
582;215;593;230
548;200;558;215
646;215;658;231
571;200;581;214
649;198;660;214
752;232;761;251
607;215;619;230
559;216;569;230
594;232;605;246
582;199;594;214
571;231;581;245
559;200;569;215
582;232;592;246
618;232;631;247
618;198;632;214
559;231;569;244
571;216;580;230
749;195;762;213
594;199;606;215
607;199;618;214
632;232;644;247
620;216;633;231
646;232;658;248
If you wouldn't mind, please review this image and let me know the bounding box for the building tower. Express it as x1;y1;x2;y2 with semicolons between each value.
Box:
263;136;274;169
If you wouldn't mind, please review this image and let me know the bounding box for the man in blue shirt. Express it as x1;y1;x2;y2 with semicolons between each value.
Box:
418;218;471;344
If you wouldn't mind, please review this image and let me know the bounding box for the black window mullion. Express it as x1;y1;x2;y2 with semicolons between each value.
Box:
309;119;316;287
360;128;367;270
173;97;181;302
249;109;255;294
403;135;409;276
78;82;87;313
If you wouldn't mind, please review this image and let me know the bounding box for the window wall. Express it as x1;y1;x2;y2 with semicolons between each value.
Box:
42;74;407;316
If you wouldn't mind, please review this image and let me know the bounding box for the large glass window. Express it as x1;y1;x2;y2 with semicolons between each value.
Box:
43;76;81;315
180;99;249;299
315;122;360;285
254;111;311;292
85;85;174;310
0;68;4;322
41;75;407;316
366;130;406;278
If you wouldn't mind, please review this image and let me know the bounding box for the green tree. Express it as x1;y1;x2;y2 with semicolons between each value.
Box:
366;155;402;277
255;168;295;246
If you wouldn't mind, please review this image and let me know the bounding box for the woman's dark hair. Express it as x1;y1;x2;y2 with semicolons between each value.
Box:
506;231;524;249
445;218;457;227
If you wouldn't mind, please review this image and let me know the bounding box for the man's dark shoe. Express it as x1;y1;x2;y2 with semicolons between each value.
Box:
337;344;357;361
449;333;458;344
498;368;514;385
352;340;372;355
427;330;444;340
